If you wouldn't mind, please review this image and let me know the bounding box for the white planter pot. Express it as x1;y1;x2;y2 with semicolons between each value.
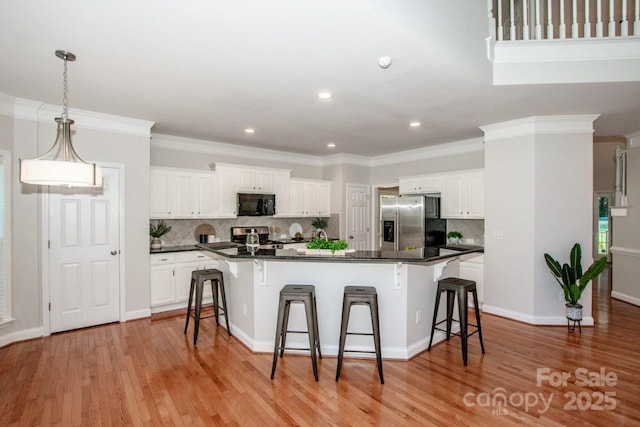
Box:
150;237;162;250
566;303;583;321
305;249;346;256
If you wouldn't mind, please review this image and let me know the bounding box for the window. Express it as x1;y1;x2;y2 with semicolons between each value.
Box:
0;151;11;324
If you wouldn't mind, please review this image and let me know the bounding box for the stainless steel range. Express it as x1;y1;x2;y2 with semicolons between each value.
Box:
230;226;284;249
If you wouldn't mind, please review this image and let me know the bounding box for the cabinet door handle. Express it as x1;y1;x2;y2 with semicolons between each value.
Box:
110;250;117;256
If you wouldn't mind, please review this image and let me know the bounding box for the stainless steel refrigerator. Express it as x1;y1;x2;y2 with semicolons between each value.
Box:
380;194;446;251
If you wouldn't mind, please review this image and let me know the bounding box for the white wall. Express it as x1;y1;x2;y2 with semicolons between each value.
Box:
483;116;596;325
611;132;640;305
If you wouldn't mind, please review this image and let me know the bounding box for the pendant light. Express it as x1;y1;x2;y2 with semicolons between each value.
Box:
19;50;102;187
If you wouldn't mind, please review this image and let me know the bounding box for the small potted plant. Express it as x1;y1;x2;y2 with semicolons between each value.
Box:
447;230;463;244
306;238;348;255
311;217;328;230
149;220;172;250
544;243;607;332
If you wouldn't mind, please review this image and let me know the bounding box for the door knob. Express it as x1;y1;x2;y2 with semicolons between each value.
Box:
349;235;354;239
110;250;117;256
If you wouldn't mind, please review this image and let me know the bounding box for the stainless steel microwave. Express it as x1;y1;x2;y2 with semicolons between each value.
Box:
237;193;276;216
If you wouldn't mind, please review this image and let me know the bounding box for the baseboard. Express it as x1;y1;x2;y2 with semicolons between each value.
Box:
0;327;44;348
482;304;594;326
126;308;151;321
611;291;640;307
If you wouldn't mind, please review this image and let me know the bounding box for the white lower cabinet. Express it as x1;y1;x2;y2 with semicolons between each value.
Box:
150;251;218;313
459;254;484;308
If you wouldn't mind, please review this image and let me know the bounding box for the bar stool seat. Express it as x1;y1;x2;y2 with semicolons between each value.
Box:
427;277;485;366
184;268;231;345
271;284;322;381
336;286;384;384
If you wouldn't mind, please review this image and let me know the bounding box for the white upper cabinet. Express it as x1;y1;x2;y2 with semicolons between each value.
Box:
317;181;331;217
235;167;275;193
441;170;484;219
150;168;215;219
213;165;237;218
289;178;331;217
273;172;291;217
213;163;292;218
399;174;441;195
150;169;173;218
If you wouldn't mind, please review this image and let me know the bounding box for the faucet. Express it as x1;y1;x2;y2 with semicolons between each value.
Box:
316;228;328;241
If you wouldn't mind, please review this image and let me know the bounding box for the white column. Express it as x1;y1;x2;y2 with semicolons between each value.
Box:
609;0;616;36
621;0;629;36
596;0;603;37
510;0;516;39
535;0;542;39
559;0;567;38
547;0;554;39
584;0;592;38
498;0;504;41
572;0;579;37
523;0;530;39
481;115;599;325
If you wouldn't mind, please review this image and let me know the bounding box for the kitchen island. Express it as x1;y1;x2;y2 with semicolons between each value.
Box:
197;243;482;360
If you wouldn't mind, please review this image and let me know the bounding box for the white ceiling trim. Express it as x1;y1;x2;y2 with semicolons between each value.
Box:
626;130;640;147
0;93;154;137
481;115;600;142
369;137;485;167
152;133;324;167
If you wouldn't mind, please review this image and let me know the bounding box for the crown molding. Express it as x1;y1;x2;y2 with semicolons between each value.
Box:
625;130;640;148
481;115;600;142
0;92;154;137
152;134;324;167
321;153;371;167
0;93;16;118
369;137;484;166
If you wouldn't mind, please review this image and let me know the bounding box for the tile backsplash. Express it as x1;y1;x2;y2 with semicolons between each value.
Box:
153;215;339;246
446;219;484;245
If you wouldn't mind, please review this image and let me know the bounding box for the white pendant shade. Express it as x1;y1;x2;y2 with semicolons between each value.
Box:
19;51;103;188
20;159;102;187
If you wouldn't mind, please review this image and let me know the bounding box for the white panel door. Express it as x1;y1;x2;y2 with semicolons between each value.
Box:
346;185;370;250
49;166;121;333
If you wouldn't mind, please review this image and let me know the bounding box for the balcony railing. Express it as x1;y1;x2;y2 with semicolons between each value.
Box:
492;0;640;41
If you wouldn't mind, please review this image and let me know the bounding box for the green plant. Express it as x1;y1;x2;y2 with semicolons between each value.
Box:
311;217;328;229
544;243;607;306
447;230;463;239
149;220;172;238
306;238;348;252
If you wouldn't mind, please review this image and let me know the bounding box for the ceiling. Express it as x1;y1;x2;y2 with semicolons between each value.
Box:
1;0;639;157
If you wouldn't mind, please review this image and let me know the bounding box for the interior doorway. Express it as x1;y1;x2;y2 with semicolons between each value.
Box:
594;192;613;262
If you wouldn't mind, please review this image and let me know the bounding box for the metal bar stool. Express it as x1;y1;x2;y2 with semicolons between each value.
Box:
271;284;322;381
184;268;231;345
427;277;485;366
336;286;384;384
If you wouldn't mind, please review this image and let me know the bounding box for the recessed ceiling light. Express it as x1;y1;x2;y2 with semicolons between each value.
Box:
317;91;333;99
327;142;336;149
409;121;421;128
244;128;255;134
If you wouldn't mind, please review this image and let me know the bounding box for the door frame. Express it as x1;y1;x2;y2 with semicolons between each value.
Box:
593;191;614;262
41;162;126;336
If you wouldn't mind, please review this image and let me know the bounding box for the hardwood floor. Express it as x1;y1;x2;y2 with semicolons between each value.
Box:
1;268;639;426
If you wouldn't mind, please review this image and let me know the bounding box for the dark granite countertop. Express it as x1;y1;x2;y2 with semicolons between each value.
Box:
196;243;483;264
150;243;240;254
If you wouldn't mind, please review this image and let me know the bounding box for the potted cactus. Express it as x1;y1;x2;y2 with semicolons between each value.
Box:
544;243;607;331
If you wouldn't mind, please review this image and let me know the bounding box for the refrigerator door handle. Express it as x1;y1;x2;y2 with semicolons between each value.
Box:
395;210;399;251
